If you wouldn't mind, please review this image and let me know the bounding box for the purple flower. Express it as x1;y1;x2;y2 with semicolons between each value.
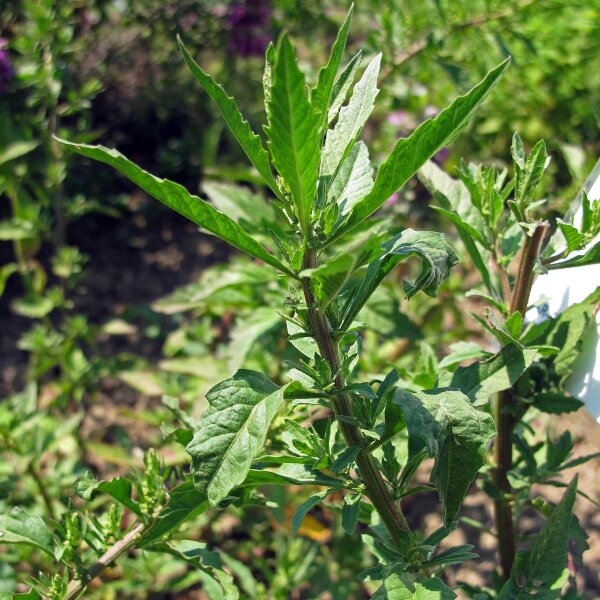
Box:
385;192;400;206
433;147;449;165
0;39;15;95
386;110;406;127
228;0;271;57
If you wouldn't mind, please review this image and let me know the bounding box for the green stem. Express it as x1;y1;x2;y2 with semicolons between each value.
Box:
493;222;547;579
301;249;411;547
26;461;56;522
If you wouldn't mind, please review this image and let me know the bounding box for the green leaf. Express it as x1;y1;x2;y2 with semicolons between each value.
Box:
332;59;509;242
75;473;142;517
393;388;495;525
291;488;337;533
177;36;279;196
140;481;208;547
312;6;353;116
58;140;293;277
265;35;322;233
441;344;539;406
373;572;456;599
556;220;584;255
186;370;286;506
550;286;600;381
498;478;577;598
0;263;18;297
0;508;53;556
305;252;356;311
0;140;38;166
203;181;274;230
227;307;281;371
341;493;362;534
320;53;381;179
340;229;458;330
328;51;363;124
547;240;600;269
329;141;374;217
512;135;549;211
534;392;584;414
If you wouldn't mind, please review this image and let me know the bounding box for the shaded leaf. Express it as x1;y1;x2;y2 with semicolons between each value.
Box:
393;388;495;524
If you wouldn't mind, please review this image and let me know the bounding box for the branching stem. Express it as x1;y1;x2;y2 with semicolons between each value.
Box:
302;249;411;547
64;522;145;600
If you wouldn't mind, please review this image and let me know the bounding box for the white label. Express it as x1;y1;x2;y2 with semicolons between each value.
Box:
527;160;600;421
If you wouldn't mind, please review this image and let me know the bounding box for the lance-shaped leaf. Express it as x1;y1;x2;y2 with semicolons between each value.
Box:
265;35;322;233
328;51;363;124
440;344;540;407
340;229;458;331
311;6;353;117
497;478;577;599
329;141;374;216
393;388;496;525
547;241;600;269
330;59;510;243
58;141;293;277
512;134;549;212
186;370;286;506
320;53;381;179
303;252;356;311
177;36;279;197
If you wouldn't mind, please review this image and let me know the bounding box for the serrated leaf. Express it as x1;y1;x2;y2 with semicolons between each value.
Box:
340;229;459;330
320;53;381;180
186;370;286;506
312;6;353;116
332;59;509;242
329;141;374;216
441;344;539;406
265;35;322;233
549;286;600;381
177;37;279;196
58;140;293;276
393;388;495;525
512;135;549;210
0;508;53;556
373;572;456;599
328;50;363;124
556;220;584;254
498;478;577;598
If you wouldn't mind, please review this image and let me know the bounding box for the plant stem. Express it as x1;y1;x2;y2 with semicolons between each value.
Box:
26;461;56;521
493;222;547;578
301;249;411;547
64;522;145;599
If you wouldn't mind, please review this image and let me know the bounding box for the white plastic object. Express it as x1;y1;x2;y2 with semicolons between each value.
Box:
527;159;600;421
